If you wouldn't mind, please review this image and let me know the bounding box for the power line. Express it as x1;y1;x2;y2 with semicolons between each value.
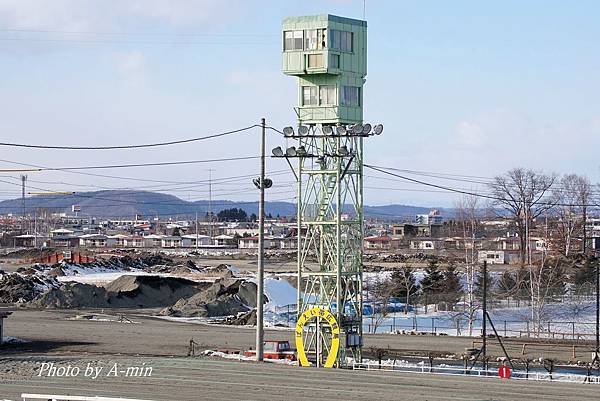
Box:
0;28;277;37
0;37;276;46
0;156;258;172
0;125;258;150
0;158;288;185
365;164;600;208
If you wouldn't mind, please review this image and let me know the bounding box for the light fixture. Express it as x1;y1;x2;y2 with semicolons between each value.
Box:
298;125;309;136
271;146;284;157
286;146;297;157
322;126;334;135
253;177;273;189
338;145;349;156
336;125;346;135
362;123;372;135
283;126;295;137
296;146;307;156
351;123;364;135
373;124;384;135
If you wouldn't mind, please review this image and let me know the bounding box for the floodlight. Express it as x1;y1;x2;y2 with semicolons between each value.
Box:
286;146;297;157
351;123;364;135
283;126;295;137
336;125;347;135
298;125;309;136
362;123;372;135
338;145;349;156
253;177;273;189
373;124;384;135
322;126;334;135
272;146;284;157
296;146;307;156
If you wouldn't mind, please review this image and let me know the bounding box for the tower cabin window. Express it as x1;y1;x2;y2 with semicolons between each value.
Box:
319;86;336;105
341;86;360;107
305;29;327;50
307;53;324;68
284;30;304;51
303;86;318;106
329;30;353;52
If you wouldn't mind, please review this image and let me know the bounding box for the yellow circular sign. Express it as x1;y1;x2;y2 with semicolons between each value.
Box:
295;307;340;368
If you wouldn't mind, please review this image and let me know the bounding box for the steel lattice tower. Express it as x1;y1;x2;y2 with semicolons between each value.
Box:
276;15;380;367
296;128;365;366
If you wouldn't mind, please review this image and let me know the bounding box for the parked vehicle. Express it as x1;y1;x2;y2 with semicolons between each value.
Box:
243;340;296;361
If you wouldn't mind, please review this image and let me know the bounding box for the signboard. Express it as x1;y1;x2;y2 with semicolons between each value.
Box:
498;365;511;379
295;307;340;368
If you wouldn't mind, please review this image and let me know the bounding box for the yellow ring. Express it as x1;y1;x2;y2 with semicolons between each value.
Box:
295;307;340;368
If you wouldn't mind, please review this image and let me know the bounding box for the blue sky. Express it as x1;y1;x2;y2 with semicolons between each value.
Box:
0;0;599;208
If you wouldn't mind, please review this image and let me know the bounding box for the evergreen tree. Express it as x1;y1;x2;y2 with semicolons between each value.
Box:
474;268;494;299
217;208;248;222
514;267;531;300
420;259;445;304
441;262;463;305
574;256;598;286
496;271;517;296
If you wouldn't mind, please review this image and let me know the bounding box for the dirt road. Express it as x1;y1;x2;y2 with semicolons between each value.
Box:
1;356;598;400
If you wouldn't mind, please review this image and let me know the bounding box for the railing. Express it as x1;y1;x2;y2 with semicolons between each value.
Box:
21;395;154;401
352;362;600;384
362;315;599;340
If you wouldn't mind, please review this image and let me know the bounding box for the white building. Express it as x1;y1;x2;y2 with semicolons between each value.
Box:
478;250;506;265
181;234;211;248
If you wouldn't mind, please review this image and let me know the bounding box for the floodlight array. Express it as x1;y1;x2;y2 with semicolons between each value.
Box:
281;123;383;138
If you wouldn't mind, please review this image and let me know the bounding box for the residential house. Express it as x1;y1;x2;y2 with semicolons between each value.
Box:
181;234;211;248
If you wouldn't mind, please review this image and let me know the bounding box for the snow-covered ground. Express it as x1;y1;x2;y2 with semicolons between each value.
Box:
1;336;28;344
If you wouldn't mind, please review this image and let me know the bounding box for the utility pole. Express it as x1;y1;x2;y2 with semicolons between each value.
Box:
256;118;266;361
195;211;199;252
208;169;213;240
482;260;487;362
595;258;599;367
21;175;27;232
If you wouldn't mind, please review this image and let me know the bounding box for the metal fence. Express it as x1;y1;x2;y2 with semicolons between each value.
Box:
363;315;597;340
352;361;600;384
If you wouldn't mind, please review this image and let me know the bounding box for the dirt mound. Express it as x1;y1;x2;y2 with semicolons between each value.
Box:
31;275;210;309
1;248;58;259
227;309;257;325
31;282;111;308
200;264;234;278
0;273;59;304
160;279;266;318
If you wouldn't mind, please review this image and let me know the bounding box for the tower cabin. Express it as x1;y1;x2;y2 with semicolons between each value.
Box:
282;14;367;125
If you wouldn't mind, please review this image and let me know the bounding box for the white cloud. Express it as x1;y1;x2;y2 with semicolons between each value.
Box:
115;50;146;84
456;120;485;147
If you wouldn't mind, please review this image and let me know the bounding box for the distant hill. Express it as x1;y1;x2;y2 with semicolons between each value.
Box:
0;190;450;220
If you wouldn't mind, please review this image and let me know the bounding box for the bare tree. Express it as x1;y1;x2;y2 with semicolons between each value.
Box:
551;174;592;256
454;194;479;335
365;275;397;333
390;265;419;314
488;168;556;265
527;256;567;336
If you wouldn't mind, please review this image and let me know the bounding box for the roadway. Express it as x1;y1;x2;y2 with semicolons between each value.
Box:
1;356;598;400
